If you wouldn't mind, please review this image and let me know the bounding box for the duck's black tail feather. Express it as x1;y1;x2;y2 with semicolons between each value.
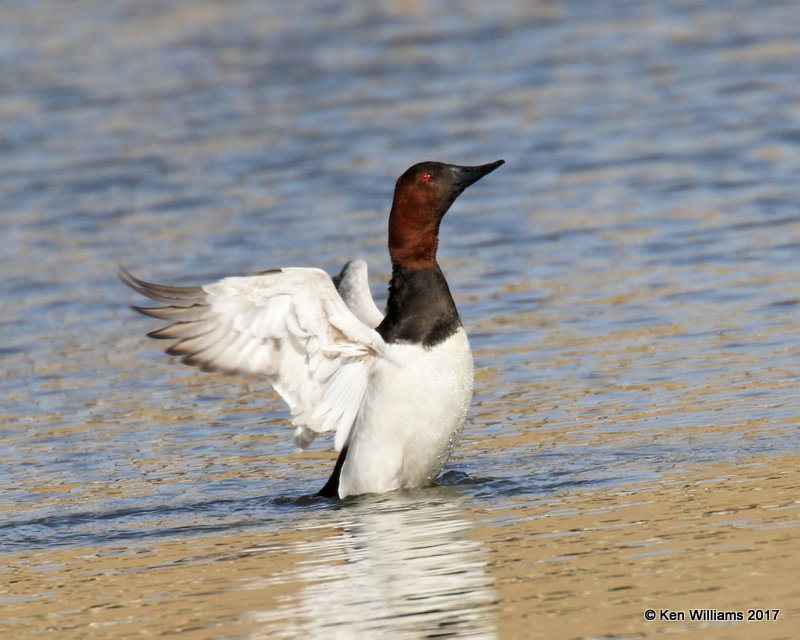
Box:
317;446;348;498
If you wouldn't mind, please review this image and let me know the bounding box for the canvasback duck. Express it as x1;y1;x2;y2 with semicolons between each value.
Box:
120;159;504;498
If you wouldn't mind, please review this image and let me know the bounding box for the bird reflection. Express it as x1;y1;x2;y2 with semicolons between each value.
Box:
247;488;498;639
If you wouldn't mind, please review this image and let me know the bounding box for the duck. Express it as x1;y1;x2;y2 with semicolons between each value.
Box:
120;159;504;498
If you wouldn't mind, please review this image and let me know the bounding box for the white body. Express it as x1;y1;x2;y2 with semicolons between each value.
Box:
338;329;474;498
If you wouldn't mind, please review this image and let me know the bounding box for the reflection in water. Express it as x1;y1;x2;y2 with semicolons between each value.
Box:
248;491;497;639
2;461;797;639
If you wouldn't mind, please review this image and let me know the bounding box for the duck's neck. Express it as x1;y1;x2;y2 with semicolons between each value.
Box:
388;230;438;270
387;193;442;270
377;262;461;347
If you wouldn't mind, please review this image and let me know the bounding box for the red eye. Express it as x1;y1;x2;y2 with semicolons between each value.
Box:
420;173;431;183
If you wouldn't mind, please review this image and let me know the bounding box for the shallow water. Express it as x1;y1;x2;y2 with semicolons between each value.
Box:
2;1;799;638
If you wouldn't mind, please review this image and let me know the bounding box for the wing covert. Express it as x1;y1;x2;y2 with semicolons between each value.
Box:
332;259;384;328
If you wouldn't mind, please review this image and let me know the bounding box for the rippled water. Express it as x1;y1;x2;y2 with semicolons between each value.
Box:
2;1;799;638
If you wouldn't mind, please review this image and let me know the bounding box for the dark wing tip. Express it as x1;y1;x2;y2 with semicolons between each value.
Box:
117;264;140;290
118;266;205;306
331;260;354;289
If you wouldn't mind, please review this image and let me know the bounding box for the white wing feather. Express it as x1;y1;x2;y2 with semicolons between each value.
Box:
333;259;384;328
121;267;385;451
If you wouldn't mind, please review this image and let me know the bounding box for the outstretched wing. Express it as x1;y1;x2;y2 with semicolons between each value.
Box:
332;259;384;329
120;267;385;451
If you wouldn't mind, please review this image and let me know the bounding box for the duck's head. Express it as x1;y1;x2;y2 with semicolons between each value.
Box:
388;159;504;269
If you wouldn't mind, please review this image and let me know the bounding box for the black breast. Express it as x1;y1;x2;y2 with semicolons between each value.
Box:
378;264;462;347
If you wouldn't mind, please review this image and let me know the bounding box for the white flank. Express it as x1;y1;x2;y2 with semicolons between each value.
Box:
337;328;474;498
